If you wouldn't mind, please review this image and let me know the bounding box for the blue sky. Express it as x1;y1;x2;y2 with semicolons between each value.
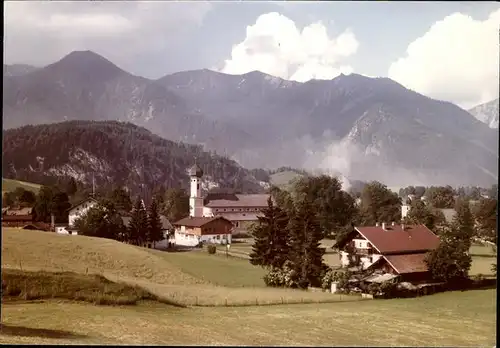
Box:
4;1;499;108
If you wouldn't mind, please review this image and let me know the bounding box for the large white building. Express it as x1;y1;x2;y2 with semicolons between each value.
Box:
187;164;269;233
66;197;99;234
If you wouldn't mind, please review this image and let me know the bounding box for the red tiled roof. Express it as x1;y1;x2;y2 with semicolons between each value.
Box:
356;224;439;254
173;216;231;227
205;194;270;208
384;253;430;274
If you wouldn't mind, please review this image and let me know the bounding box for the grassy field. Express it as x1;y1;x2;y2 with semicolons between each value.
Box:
1;228;361;306
1;228;497;346
1;289;496;345
2;178;41;195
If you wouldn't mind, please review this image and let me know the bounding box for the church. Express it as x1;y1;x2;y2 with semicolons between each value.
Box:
173;164;270;246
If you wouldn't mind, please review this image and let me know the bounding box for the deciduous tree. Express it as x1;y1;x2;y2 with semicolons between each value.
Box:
292;175;358;238
108;187;132;212
162;188;189;222
425;186;455;209
74;202;124;240
359;181;400;225
473;198;497;243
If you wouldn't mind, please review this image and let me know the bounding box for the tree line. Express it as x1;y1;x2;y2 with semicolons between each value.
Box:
249;175;498;290
73;196;165;247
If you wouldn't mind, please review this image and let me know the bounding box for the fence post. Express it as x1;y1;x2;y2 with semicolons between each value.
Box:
256;298;258;306
225;298;228;306
195;296;198;306
281;296;283;304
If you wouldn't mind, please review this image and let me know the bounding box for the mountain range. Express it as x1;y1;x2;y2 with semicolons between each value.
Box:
3;50;498;187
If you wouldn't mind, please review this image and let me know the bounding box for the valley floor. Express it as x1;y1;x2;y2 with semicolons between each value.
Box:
1;289;496;346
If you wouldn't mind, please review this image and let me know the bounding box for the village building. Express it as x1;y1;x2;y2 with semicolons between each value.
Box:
2;207;35;228
185;164;269;235
173;216;233;247
66;197;99;234
334;223;440;284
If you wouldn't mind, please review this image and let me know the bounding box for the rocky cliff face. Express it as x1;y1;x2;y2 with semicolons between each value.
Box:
468;99;499;129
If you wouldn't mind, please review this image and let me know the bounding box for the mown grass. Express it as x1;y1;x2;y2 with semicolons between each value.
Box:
2;178;41;194
1;268;176;306
2;228;361;307
1;289;496;345
148;248;267;287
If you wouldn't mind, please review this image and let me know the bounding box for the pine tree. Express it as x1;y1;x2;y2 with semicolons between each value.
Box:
128;196;148;246
288;195;326;288
249;197;290;268
147;199;164;247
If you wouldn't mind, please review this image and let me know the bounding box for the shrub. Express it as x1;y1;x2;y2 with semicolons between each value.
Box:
263;261;300;288
321;268;335;290
207;245;217;254
367;283;380;295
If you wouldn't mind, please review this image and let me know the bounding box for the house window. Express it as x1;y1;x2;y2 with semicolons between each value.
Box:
242;213;246;216
197;183;200;190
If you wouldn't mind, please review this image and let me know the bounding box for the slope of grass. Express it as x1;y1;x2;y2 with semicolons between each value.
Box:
2;228;204;286
1;289;496;345
2;178;41;194
1;268;174;306
1;228;359;306
148;249;267;287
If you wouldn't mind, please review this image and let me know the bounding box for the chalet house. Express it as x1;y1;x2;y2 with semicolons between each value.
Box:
173;216;233;247
2;207;34;228
334;223;440;283
187;164;269;234
66;197;98;234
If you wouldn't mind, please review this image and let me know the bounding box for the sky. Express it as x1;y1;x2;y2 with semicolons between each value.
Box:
4;1;500;109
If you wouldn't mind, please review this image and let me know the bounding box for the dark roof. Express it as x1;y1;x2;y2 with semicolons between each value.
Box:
2;215;33;221
356;224;439;254
67;197;98;212
188;164;203;177
384;253;430;274
173;216;231;227
204;194;270;208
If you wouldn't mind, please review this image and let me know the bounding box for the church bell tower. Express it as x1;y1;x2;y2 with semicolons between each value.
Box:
188;164;204;218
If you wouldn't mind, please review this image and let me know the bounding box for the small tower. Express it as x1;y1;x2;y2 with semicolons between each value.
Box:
401;196;411;221
188;164;204;218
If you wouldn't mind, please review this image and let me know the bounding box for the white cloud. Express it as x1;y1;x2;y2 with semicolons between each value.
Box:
388;9;500;109
221;12;359;82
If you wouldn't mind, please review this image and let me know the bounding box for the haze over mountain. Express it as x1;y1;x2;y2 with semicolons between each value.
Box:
3;50;498;187
468;99;499;129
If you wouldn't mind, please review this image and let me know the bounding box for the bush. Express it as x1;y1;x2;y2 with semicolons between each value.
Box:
263;261;300;288
321;268;335;290
207;245;217;254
